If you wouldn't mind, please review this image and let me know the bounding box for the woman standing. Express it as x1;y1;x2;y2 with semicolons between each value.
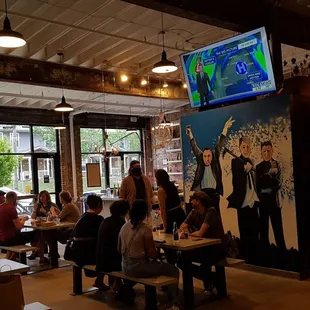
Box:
155;169;185;233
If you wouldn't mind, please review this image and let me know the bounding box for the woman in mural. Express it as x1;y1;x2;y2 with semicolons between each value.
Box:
256;141;286;255
227;137;259;264
185;117;234;217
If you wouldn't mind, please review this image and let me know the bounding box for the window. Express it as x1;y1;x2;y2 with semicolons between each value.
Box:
80;127;143;193
9;132;20;149
0;132;3;140
33;126;57;153
106;129;141;152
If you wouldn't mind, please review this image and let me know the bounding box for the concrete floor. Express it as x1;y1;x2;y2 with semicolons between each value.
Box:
22;266;310;310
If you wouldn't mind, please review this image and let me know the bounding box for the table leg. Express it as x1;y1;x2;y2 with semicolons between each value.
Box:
215;265;227;297
48;231;59;268
72;265;83;295
145;285;157;310
182;257;194;309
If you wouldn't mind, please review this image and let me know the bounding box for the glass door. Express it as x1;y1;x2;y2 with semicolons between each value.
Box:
33;154;61;205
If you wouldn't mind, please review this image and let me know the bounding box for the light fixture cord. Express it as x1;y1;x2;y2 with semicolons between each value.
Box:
59;53;64;96
161;12;165;50
4;0;8;17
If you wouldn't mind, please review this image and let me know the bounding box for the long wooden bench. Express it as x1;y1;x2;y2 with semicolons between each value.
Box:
64;260;176;310
0;245;37;265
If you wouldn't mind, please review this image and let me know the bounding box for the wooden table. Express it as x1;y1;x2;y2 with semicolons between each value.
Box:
0;258;30;275
24;221;75;267
153;233;221;309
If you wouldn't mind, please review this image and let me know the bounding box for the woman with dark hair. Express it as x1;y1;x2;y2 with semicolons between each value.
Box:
119;200;179;310
71;195;105;289
29;190;59;261
31;190;59;219
155;169;185;233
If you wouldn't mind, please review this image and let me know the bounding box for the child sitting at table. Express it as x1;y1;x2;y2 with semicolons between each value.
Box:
177;191;226;295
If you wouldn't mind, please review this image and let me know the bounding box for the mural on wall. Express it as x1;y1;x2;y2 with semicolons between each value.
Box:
181;95;299;271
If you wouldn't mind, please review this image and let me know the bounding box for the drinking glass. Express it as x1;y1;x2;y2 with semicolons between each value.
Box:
55;217;60;226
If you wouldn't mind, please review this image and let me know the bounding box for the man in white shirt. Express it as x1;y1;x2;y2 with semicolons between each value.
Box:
227;137;260;264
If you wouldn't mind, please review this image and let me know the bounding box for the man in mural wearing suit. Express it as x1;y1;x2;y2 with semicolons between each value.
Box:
227;137;259;264
256;141;286;253
186;117;234;217
196;62;213;107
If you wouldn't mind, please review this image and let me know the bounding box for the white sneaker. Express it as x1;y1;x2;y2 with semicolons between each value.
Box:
166;305;180;310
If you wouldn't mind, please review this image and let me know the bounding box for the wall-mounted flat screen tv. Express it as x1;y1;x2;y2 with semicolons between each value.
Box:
180;27;276;108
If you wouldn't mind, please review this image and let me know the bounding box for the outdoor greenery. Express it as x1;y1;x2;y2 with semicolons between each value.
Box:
0;138;19;186
33;126;57;151
80;128;141;153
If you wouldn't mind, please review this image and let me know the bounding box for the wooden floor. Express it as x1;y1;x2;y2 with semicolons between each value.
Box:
22;266;310;310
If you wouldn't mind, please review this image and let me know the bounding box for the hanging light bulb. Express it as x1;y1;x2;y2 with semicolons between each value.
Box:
152;13;178;74
121;74;128;82
141;78;148;86
183;83;187;88
0;0;26;48
163;81;168;88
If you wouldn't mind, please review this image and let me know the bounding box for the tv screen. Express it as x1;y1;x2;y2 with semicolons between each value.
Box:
180;27;276;108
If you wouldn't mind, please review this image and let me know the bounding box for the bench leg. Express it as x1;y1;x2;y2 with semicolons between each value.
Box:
145;285;157;310
72;266;83;295
215;266;227;298
19;253;28;275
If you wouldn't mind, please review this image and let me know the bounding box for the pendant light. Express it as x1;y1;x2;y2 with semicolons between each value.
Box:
152;13;178;74
54;113;66;130
54;95;74;112
54;51;74;112
0;0;26;48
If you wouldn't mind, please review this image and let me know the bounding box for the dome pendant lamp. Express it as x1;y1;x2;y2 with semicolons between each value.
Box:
54;51;74;112
152;13;177;74
0;0;26;48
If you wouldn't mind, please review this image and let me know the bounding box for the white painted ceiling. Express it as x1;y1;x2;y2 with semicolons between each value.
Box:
0;81;188;116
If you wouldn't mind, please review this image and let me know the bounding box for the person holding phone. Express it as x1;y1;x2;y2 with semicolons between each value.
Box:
178;191;226;294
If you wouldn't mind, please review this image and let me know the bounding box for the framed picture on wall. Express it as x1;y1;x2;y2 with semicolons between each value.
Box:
86;163;101;187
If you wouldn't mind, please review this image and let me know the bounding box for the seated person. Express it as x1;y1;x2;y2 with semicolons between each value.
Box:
178;191;226;294
96;200;130;296
29;190;59;262
71;195;104;289
51;190;80;223
31;190;59;219
51;190;80;244
0;192;33;260
0;190;5;204
119;200;179;310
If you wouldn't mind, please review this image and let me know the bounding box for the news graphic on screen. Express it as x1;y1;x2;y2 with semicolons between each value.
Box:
180;27;276;108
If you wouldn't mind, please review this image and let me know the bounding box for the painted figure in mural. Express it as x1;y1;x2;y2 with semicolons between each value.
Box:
256;141;286;253
186;117;235;216
196;62;213;107
227;137;259;264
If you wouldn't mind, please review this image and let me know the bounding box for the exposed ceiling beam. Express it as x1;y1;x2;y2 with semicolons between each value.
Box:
122;0;310;50
0;55;188;100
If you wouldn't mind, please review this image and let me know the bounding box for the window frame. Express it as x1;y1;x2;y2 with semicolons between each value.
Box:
80;127;144;191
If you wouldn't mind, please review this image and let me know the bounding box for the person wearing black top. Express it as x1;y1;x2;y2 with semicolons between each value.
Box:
96;200;134;304
71;195;104;288
155;169;185;233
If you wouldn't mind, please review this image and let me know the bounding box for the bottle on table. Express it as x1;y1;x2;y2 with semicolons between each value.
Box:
173;222;179;243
